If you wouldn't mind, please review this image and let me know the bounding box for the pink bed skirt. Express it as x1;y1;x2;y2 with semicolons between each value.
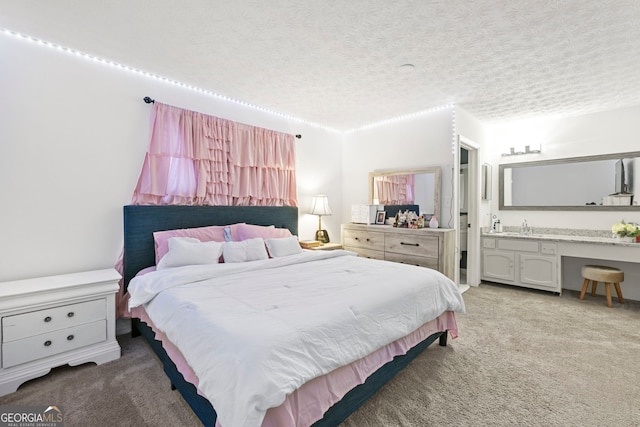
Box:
131;307;458;427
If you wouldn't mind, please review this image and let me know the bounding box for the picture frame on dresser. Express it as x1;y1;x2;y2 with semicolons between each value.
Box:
375;211;386;224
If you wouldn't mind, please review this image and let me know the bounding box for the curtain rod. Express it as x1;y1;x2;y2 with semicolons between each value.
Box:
143;96;302;139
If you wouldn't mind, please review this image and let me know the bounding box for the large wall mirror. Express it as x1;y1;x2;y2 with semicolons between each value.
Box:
369;167;441;216
500;151;640;210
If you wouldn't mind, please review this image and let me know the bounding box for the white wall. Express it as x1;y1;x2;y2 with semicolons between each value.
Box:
486;106;640;300
342;108;455;228
0;33;343;282
487;106;640;229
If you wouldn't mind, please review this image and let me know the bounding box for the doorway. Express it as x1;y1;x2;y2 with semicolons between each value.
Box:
460;147;469;287
456;136;480;291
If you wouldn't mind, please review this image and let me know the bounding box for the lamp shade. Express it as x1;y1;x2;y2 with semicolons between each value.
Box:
310;195;332;216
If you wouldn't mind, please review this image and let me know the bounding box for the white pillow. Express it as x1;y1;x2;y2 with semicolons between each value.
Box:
157;237;224;270
222;238;269;263
265;236;302;258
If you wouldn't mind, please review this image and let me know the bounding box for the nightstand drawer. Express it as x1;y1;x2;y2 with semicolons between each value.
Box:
2;299;106;342
342;229;384;251
2;320;107;368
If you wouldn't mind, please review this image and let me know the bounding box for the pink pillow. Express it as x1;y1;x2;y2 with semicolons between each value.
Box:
235;223;292;241
153;225;238;264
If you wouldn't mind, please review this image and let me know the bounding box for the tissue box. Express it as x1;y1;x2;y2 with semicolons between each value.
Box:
603;195;632;206
351;204;384;224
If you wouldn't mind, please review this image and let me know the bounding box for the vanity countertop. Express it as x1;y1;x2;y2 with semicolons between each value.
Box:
483;230;639;247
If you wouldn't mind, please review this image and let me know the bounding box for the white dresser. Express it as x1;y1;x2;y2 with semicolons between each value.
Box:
341;223;455;280
0;269;121;395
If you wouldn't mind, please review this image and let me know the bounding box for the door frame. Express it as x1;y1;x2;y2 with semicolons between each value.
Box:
454;135;481;288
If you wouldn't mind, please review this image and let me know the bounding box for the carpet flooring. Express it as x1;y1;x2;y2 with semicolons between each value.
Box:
1;283;638;426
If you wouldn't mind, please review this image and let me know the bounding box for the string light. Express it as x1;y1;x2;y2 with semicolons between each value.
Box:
2;26;457;136
344;104;455;134
451;107;457;154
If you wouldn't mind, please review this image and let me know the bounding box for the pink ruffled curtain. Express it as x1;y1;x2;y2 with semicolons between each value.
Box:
376;174;415;205
118;102;297;317
132;102;297;206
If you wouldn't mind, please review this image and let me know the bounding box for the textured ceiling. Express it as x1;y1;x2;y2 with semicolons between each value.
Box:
2;1;640;131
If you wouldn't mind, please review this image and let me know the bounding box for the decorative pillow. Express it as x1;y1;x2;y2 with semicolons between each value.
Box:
235;223;292;241
157;237;224;270
222;238;269;263
265;236;303;258
153;224;237;264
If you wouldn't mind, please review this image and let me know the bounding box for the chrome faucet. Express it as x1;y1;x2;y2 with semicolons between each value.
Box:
520;219;532;235
489;214;498;233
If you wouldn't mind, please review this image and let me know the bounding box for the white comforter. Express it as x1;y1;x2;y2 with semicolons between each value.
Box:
128;250;465;427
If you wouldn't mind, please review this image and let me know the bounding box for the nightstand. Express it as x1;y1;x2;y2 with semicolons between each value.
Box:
0;269;121;396
308;242;343;251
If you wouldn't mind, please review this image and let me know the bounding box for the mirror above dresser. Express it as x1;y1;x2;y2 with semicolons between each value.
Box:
368;167;442;218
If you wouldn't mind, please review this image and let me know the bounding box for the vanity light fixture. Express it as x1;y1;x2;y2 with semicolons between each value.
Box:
501;144;542;157
310;195;332;244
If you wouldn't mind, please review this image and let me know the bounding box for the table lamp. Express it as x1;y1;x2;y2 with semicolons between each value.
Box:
311;195;332;243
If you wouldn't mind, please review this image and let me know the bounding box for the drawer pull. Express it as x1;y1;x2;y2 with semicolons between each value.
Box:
67;335;74;341
67;312;75;318
44;340;52;347
44;316;52;323
400;242;420;247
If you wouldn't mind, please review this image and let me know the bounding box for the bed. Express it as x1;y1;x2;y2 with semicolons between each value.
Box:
122;205;464;427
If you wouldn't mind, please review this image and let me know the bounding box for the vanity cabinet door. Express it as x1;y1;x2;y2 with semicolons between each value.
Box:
482;251;515;282
519;254;557;289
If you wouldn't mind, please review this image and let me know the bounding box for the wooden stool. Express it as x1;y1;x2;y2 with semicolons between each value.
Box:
580;265;625;308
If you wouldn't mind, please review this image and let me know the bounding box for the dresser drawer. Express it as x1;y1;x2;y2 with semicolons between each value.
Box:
344;246;385;260
342;229;384;251
2;320;107;368
385;234;439;258
385;252;439;269
2;299;106;342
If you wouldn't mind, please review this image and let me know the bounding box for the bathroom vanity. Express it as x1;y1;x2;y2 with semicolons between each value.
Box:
482;235;559;292
481;231;640;294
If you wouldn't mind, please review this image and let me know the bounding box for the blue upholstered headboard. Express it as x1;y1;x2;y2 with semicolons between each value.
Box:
122;205;299;290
